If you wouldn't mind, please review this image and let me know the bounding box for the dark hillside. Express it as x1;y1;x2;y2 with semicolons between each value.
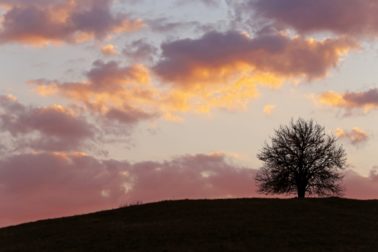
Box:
1;198;378;251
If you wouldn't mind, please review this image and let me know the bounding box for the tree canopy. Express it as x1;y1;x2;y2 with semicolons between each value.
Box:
256;118;346;198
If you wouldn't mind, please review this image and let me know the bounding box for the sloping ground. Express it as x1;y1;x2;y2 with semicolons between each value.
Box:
0;198;378;251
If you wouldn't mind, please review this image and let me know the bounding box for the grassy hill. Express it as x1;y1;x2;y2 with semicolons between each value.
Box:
1;198;378;251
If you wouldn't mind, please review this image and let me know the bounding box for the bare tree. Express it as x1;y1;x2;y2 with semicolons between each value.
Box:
256;118;346;199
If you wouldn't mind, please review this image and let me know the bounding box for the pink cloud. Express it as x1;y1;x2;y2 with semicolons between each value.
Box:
0;152;128;227
0;0;143;45
105;107;154;124
0;150;377;228
0;95;94;151
343;169;378;199
343;89;378;107
125;153;257;203
251;0;378;37
0;152;257;227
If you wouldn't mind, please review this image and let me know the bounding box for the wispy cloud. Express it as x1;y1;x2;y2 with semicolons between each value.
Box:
319;88;378;113
336;128;369;145
263;104;276;116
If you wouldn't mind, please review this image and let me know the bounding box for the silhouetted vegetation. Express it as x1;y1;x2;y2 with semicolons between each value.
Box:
1;198;378;251
257;118;346;198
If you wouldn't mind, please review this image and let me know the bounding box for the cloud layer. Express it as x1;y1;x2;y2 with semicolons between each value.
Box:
251;0;378;37
32;28;357;118
0;152;257;227
344;168;378;199
1;150;377;228
0;0;143;45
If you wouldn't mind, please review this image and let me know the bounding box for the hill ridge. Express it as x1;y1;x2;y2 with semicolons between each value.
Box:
1;198;378;251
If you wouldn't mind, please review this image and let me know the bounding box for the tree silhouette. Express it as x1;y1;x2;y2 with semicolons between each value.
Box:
256;118;346;199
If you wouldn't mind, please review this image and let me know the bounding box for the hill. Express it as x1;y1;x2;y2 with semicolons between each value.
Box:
1;198;378;251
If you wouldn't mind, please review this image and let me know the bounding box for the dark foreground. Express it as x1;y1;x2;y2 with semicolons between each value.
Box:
1;198;378;251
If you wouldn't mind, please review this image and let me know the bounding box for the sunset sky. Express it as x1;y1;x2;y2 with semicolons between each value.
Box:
1;0;378;227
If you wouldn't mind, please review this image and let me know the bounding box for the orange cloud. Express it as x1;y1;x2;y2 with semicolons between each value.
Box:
319;88;378;113
263;104;276;115
149;31;355;116
33;59;260;121
0;0;143;45
336;128;369;145
101;44;118;56
33;60;160;124
33;30;356;119
160;74;263;116
154;31;355;86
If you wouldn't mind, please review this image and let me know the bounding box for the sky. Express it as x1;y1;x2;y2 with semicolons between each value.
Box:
1;0;378;227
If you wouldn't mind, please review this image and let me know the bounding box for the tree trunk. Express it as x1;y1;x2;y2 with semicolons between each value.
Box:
297;185;306;199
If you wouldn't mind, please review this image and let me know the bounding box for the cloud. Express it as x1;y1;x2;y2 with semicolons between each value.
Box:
146;17;203;33
123;39;158;63
175;0;220;7
33;57;256;121
0;152;257;227
34;30;356;118
0;0;143;45
125;153;257;203
101;44;118;56
104;107;153;124
263;104;276;115
154;30;355;86
319;88;378;113
251;0;378;37
343;168;378;199
336;128;369;145
34;60;159;125
1;149;377;228
0;95;94;151
0;152;127;227
151;30;355;114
